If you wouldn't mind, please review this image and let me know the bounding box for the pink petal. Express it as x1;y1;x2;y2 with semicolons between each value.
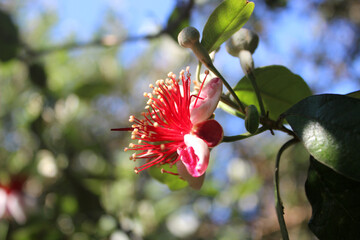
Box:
177;134;209;177
190;77;222;124
176;161;205;190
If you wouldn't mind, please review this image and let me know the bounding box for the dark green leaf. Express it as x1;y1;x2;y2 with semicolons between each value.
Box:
29;63;47;88
306;157;360;239
201;0;255;53
234;65;312;120
285;94;360;181
166;2;192;42
0;9;19;62
148;164;188;191
347;90;360;99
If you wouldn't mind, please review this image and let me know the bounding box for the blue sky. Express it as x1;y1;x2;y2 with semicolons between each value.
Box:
19;0;359;94
54;0;174;40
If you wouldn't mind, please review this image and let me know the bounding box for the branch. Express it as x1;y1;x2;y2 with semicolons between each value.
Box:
20;32;163;61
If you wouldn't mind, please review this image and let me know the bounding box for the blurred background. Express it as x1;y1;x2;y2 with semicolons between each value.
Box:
0;0;359;239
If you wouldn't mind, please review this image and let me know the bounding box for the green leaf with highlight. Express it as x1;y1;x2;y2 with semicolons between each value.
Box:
285;94;360;181
201;0;255;53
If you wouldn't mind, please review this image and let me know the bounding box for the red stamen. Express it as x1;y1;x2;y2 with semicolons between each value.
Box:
161;168;179;175
193;71;209;108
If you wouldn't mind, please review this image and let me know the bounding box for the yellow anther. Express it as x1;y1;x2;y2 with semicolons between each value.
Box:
186;66;190;72
124;147;128;152
153;122;159;127
138;140;142;144
160;144;165;150
129;143;135;148
149;83;154;88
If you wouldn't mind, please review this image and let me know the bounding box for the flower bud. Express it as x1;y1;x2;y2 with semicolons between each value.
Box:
178;27;213;67
178;27;200;48
245;105;259;134
225;28;259;56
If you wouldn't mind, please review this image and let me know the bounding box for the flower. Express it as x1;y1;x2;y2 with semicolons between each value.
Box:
112;68;223;189
0;177;27;224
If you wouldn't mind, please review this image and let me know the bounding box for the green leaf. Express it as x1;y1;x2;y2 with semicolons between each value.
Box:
74;81;112;99
201;0;255;53
305;157;360;239
284;94;360;181
234;65;312;120
148;165;188;191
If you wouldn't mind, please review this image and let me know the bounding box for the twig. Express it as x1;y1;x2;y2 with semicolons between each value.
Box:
274;138;299;240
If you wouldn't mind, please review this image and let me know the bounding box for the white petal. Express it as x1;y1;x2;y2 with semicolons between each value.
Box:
7;192;26;224
0;189;7;218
